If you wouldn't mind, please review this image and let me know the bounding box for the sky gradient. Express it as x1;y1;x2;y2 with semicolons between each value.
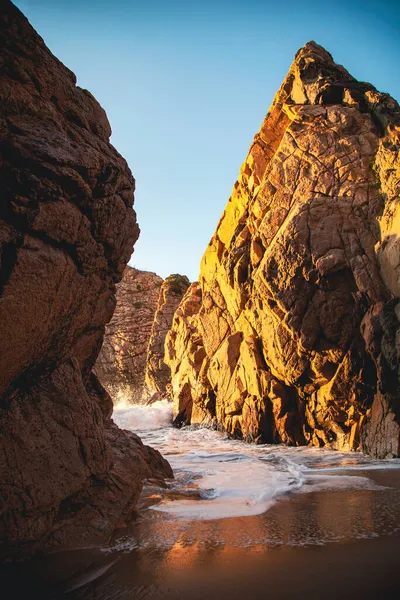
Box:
15;0;400;281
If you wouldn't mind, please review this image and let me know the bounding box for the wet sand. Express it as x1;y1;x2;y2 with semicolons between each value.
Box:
2;468;400;600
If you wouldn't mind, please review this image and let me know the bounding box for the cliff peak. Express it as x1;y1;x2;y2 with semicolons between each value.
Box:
295;40;335;61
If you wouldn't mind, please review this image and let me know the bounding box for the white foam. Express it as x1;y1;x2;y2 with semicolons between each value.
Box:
300;473;387;493
112;405;400;521
154;452;305;519
113;399;173;431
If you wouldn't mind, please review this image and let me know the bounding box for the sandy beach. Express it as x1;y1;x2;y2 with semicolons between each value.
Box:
2;467;400;600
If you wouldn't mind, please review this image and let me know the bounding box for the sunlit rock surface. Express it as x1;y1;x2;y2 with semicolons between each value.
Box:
165;42;400;458
0;1;171;556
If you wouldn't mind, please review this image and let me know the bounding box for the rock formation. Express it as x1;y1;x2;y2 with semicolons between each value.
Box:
165;42;400;458
94;270;189;404
94;266;163;403
0;1;172;556
144;274;190;401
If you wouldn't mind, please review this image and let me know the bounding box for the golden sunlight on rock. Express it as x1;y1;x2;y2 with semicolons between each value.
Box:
165;41;400;458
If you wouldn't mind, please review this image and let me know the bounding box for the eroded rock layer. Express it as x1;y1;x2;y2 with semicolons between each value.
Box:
94;267;163;403
0;1;172;555
165;42;400;458
144;274;190;401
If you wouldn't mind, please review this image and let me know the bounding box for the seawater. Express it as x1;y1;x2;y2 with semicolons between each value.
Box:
3;400;400;599
113;400;400;521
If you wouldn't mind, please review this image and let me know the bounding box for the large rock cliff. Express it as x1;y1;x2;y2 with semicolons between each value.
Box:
165;42;400;458
95;270;189;404
0;1;171;556
94;266;163;403
144;274;190;401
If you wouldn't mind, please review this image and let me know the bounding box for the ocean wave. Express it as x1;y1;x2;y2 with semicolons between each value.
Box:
113;399;173;431
112;403;400;521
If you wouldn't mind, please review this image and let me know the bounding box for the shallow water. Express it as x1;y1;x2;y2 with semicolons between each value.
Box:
3;401;400;599
114;401;400;524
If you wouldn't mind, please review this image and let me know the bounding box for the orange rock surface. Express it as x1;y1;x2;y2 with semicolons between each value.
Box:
165;42;400;457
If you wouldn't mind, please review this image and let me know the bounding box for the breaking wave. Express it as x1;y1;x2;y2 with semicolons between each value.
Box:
113;399;173;431
112;404;400;521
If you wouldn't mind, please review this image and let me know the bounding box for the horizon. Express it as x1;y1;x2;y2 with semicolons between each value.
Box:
15;0;400;282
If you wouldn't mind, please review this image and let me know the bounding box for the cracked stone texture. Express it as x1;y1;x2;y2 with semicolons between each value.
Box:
94;270;189;405
0;1;172;556
165;42;400;457
144;274;190;402
94;266;163;404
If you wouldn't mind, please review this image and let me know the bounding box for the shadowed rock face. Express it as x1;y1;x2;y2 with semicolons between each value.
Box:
144;274;190;402
94;267;163;403
0;1;171;556
94;270;190;404
165;42;400;458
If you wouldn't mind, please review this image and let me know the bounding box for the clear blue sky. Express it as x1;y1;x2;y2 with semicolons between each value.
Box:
15;0;400;282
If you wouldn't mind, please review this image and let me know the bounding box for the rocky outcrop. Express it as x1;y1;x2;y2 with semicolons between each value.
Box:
0;1;171;556
165;42;400;458
144;274;190;401
94;267;163;403
94;270;189;404
165;282;211;426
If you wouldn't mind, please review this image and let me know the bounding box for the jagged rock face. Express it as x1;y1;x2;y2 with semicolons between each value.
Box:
165;42;400;458
165;282;212;425
95;270;190;404
0;1;171;556
94;267;163;403
144;274;190;401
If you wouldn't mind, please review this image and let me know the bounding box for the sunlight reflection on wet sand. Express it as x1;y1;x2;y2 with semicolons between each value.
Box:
2;468;400;600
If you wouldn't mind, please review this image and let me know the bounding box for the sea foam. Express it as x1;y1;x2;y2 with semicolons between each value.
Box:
113;404;400;521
